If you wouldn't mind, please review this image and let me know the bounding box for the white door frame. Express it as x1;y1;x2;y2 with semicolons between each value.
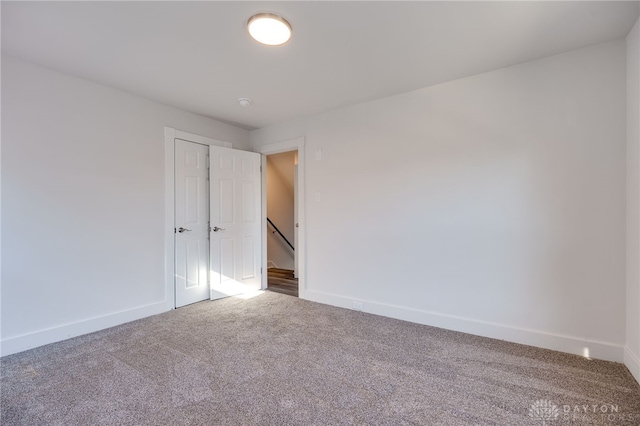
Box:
256;137;306;299
164;127;233;310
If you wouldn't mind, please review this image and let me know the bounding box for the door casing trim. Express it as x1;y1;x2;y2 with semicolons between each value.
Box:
255;138;306;299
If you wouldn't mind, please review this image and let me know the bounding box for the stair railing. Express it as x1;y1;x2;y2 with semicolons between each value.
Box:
267;217;294;251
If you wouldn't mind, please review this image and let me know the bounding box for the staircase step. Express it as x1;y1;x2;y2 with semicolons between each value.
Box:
267;268;298;297
268;277;298;286
268;268;295;277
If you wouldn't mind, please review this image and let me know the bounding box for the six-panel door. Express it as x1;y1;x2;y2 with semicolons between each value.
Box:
175;139;210;307
209;145;262;299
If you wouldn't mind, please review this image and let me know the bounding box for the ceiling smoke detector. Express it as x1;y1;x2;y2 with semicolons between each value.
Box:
238;98;252;107
247;13;292;46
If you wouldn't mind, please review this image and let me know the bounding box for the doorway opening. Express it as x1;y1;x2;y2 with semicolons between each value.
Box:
265;150;299;297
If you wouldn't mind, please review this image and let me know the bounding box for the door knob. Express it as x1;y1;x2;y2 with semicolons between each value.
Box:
178;227;191;233
212;226;225;232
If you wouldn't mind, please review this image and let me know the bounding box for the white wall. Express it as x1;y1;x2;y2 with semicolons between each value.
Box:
252;40;627;362
626;17;640;382
1;56;251;355
266;152;295;270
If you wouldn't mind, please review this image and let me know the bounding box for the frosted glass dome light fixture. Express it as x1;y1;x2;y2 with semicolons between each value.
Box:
247;13;292;46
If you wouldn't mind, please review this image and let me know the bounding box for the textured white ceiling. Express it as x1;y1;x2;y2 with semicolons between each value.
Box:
2;1;638;130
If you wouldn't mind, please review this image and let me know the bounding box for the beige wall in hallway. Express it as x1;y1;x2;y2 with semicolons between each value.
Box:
266;151;296;270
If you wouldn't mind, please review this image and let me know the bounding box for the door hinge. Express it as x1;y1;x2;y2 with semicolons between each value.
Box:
174;227;176;234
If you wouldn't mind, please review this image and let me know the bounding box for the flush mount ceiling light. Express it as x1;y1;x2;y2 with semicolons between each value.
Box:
247;13;292;46
238;98;252;107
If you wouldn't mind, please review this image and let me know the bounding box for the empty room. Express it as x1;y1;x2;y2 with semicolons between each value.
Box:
2;1;640;424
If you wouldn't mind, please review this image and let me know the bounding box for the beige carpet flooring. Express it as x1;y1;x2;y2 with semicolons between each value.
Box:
2;291;639;425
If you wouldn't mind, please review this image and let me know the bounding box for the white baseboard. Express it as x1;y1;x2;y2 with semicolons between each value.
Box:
4;291;631;371
1;302;168;357
304;290;625;363
624;346;640;384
